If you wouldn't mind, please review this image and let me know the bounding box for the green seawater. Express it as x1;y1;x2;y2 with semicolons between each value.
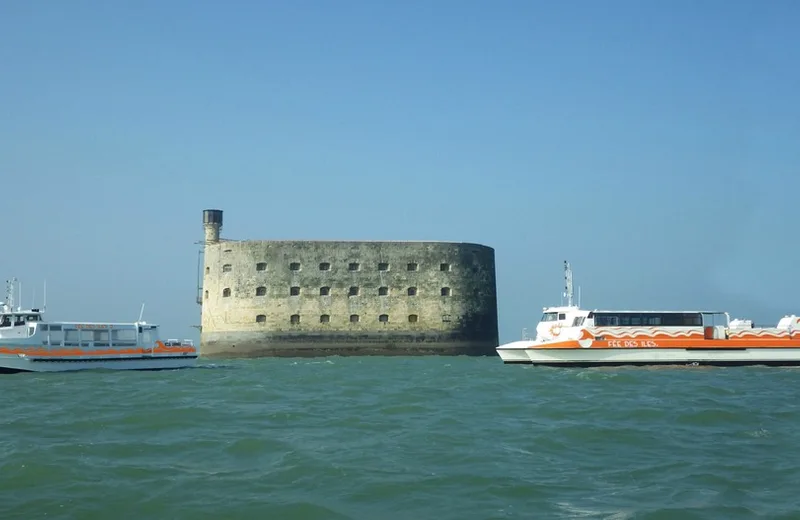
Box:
1;357;799;519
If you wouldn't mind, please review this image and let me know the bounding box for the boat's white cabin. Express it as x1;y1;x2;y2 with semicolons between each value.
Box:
536;305;591;341
0;308;44;339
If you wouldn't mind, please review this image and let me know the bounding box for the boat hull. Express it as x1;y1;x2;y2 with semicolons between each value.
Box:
501;347;800;367
0;353;198;373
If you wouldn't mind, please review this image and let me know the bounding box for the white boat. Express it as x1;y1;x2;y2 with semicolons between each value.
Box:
496;262;800;367
0;278;198;373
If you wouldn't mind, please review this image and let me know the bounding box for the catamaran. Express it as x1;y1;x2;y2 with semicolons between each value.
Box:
496;262;800;367
0;277;198;373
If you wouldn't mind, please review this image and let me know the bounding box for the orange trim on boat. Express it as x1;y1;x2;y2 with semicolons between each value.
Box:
529;336;800;350
0;340;197;358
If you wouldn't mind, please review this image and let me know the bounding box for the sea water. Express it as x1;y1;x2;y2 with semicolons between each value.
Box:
1;356;798;519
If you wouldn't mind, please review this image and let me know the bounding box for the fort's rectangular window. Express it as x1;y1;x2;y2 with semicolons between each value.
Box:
350;314;360;323
256;314;266;323
290;286;300;296
320;314;330;323
290;314;300;324
442;314;452;322
289;262;301;271
348;286;359;296
222;264;232;272
349;262;360;271
378;262;389;271
379;314;389;323
319;262;330;271
224;249;232;253
408;314;418;323
378;286;388;296
255;286;267;296
440;263;451;272
222;288;231;297
320;286;330;296
256;262;267;271
441;287;451;296
407;262;418;271
407;287;417;296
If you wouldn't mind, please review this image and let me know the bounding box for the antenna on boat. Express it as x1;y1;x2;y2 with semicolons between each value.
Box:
3;278;14;312
18;280;22;311
138;303;145;323
563;260;574;308
43;279;47;312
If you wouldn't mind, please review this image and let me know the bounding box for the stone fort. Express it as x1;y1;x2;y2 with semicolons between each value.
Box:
197;209;498;357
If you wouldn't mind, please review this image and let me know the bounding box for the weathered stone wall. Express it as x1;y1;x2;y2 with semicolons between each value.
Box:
199;239;498;357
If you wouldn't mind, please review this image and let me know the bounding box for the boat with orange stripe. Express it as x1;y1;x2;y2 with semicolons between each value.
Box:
0;278;198;373
496;262;800;367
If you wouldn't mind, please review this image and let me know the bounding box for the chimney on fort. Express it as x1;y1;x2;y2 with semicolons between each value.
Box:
203;209;223;244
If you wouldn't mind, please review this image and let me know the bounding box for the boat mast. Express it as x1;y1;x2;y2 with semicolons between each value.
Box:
4;277;16;313
563;261;574;308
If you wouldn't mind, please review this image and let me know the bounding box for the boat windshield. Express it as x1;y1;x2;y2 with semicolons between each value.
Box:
540;312;559;322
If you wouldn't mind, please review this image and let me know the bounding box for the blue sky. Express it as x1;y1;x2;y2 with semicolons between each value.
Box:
1;0;798;344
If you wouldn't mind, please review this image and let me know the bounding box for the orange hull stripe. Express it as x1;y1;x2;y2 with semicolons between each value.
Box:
0;346;197;357
533;339;800;349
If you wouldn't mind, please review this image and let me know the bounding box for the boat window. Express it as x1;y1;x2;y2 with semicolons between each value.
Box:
64;329;79;346
80;330;94;345
13;315;24;326
540;312;558;322
49;328;64;346
572;317;585;326
558;313;566;320
25;314;39;322
92;330;110;347
112;328;137;346
141;328;153;345
593;312;702;327
595;315;620;326
0;316;10;327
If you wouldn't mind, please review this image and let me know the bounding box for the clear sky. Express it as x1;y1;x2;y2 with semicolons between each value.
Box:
1;0;798;344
